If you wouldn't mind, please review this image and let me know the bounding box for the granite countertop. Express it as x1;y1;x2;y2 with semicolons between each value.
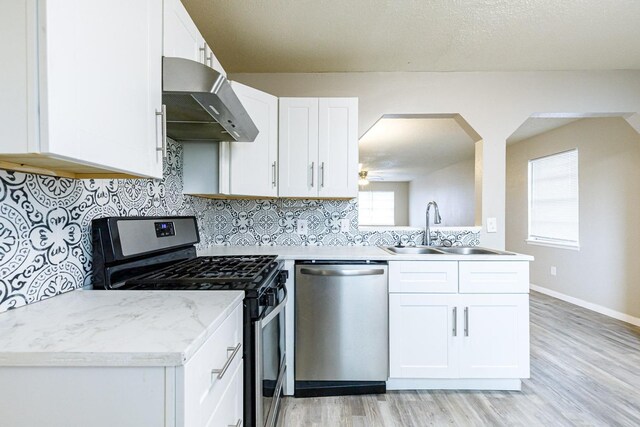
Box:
198;245;534;261
0;290;243;367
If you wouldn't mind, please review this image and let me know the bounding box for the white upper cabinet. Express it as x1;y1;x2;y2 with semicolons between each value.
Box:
228;82;279;197
163;0;204;62
279;97;358;199
0;0;164;179
163;0;226;76
278;98;319;198
318;98;359;198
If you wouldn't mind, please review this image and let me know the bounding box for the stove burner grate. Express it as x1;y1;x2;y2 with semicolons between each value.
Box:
125;255;278;285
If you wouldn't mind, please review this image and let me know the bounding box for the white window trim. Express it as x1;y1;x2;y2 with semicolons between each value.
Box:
527;148;580;250
525;238;580;251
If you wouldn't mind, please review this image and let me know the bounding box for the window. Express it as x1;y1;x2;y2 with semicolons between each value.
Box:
358;191;395;226
528;149;579;248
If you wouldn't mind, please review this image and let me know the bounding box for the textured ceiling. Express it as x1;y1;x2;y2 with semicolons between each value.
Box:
359;116;476;182
183;0;640;73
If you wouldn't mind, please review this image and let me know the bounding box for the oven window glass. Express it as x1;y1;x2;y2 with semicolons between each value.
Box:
262;309;285;424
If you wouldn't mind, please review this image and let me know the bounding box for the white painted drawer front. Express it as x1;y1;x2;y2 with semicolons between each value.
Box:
389;261;458;293
459;262;529;293
184;304;243;426
204;359;243;427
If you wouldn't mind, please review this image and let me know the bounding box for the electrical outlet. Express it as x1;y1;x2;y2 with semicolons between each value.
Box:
296;219;308;235
550;266;557;276
487;217;497;233
340;218;350;232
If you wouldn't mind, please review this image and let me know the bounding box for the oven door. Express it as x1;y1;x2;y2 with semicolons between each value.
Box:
255;283;287;427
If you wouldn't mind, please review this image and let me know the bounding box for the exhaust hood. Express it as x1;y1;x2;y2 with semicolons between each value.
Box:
162;57;259;142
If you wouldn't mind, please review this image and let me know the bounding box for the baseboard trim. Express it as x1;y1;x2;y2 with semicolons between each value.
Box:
530;283;640;327
386;378;522;391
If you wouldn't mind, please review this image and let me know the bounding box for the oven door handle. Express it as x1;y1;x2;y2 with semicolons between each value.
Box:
260;285;288;327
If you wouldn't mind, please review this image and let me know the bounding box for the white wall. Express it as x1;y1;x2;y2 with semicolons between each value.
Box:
230;70;640;249
506;118;640;319
361;181;409;226
409;159;475;227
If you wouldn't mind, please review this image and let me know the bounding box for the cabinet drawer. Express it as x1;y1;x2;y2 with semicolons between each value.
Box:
389;261;458;293
204;360;243;427
459;262;529;293
184;304;243;426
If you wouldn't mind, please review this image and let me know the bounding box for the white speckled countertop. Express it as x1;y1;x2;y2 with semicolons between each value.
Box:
0;290;243;367
197;245;534;261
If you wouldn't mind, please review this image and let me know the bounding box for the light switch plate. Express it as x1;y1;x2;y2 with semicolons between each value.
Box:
487;217;497;233
297;219;308;235
340;218;350;232
550;266;557;276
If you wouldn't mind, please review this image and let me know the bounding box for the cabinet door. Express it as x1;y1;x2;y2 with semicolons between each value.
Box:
459;294;530;378
389;294;459;378
42;0;163;178
318;98;358;198
228;82;278;197
163;0;204;62
278;98;319;198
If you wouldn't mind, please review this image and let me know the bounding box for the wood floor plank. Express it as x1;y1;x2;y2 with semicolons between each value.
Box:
277;291;640;426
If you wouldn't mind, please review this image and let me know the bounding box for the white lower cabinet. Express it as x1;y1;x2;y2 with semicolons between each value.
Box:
388;261;530;384
389;293;529;380
459;294;530;378
0;303;244;427
390;294;459;378
181;304;243;426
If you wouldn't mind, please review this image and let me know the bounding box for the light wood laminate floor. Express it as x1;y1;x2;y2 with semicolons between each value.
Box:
278;291;640;426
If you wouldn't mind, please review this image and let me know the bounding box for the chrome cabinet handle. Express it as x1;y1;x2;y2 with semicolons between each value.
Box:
320;162;325;187
272;161;277;187
155;105;167;158
452;307;457;336
199;43;208;65
310;162;315;187
464;307;469;337
299;268;385;277
228;420;242;427
212;343;241;380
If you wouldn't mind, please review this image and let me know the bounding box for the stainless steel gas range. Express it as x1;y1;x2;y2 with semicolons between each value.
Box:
92;216;287;427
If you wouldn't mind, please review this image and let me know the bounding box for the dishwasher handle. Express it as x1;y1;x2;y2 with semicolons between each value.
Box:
299;267;385;277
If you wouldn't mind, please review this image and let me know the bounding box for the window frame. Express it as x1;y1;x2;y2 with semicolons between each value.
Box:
526;148;580;250
358;190;395;226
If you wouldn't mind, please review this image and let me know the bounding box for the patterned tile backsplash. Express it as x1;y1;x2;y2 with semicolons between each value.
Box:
0;140;479;312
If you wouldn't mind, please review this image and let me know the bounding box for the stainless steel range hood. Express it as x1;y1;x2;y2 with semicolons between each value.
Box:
162;57;259;142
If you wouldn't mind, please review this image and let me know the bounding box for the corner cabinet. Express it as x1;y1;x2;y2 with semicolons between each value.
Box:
0;0;164;179
279;97;358;199
388;261;530;388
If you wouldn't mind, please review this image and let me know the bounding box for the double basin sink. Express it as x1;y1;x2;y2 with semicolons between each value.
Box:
382;246;515;255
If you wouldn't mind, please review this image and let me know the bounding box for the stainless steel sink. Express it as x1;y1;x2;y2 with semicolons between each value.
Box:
382;246;447;255
436;246;515;255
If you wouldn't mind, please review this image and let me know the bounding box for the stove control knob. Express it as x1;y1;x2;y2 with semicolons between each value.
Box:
261;289;277;307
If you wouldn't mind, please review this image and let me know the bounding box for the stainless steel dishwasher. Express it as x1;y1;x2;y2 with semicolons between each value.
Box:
295;261;388;397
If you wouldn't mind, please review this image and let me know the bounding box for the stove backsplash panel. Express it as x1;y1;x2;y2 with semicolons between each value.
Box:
0;141;478;312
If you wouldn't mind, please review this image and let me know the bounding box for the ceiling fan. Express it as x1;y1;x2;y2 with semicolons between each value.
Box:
358;170;385;186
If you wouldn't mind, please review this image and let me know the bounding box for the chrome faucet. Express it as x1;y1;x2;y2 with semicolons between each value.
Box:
424;201;442;246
